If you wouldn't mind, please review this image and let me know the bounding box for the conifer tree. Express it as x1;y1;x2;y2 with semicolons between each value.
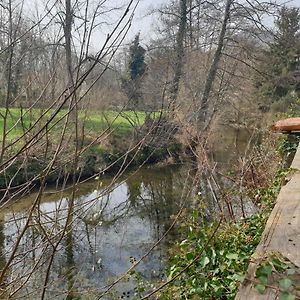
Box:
258;6;300;108
122;33;147;109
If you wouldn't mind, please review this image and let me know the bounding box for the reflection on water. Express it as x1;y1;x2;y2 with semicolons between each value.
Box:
0;125;260;299
211;126;260;164
0;166;189;299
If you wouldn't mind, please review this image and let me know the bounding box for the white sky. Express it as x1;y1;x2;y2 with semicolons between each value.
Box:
126;0;300;44
129;0;167;43
88;0;168;48
22;0;168;53
24;0;300;53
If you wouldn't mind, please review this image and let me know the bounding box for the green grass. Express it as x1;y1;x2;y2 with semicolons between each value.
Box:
82;110;147;138
0;107;164;187
0;108;152;142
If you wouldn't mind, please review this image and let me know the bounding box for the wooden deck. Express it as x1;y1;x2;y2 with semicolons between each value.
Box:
236;143;300;299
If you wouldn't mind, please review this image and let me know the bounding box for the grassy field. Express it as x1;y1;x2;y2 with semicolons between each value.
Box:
0;108;168;187
0;108;151;141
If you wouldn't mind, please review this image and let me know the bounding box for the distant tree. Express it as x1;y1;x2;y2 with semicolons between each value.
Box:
257;6;300;110
275;7;300;54
271;7;300;79
128;33;146;80
122;33;147;109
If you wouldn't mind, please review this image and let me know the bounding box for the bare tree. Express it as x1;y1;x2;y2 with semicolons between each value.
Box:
198;0;233;128
170;0;187;104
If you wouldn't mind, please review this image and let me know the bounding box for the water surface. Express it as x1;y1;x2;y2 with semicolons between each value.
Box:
0;125;259;299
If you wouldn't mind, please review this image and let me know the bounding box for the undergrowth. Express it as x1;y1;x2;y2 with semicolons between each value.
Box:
155;168;290;300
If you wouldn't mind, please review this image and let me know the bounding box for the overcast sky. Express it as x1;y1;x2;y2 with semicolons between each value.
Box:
118;0;300;45
124;0;167;43
73;0;168;52
27;0;300;52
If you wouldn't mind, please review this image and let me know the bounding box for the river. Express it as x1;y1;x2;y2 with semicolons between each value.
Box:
0;126;259;299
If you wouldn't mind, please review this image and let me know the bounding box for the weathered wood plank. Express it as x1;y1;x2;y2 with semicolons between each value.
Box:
236;146;300;299
272;117;300;133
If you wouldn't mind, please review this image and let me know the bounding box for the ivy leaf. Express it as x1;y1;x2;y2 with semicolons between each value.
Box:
231;274;245;282
280;291;295;300
256;263;272;277
200;256;210;268
186;252;194;260
226;253;239;260
279;278;292;290
255;284;266;294
257;275;268;285
270;256;288;272
287;268;296;276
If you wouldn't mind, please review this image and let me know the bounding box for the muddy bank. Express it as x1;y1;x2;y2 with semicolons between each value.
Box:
0;140;183;195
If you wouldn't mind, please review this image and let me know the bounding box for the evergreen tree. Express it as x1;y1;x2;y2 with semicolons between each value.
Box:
275;7;300;53
122;33;147;109
257;6;300;111
271;7;300;79
129;34;146;80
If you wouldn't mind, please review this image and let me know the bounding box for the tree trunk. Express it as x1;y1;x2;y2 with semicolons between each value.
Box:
63;0;78;127
170;0;187;106
198;0;233;127
64;0;74;89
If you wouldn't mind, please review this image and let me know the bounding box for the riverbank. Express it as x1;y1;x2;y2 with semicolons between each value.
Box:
0;111;183;195
150;133;298;299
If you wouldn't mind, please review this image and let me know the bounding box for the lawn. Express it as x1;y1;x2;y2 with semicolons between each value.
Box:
0;108;152;142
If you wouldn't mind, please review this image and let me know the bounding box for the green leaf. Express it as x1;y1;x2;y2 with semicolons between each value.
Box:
192;210;199;219
287;268;296;275
168;265;178;279
200;256;210;268
226;253;239;260
257;275;268;285
270;257;288;272
186;252;194;260
212;284;221;293
280;291;295;300
231;274;245;282
255;284;266;294
256;263;272;277
195;287;204;294
279;278;292;290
